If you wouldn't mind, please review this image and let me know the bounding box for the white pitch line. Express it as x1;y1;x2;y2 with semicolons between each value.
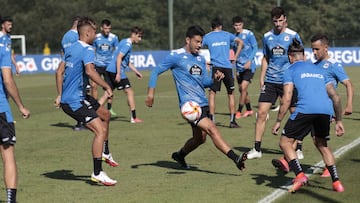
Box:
258;136;360;203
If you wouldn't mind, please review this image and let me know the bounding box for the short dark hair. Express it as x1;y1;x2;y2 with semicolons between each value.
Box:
271;7;286;18
72;16;81;23
211;17;223;29
186;25;205;38
1;16;13;24
131;26;143;35
77;16;96;34
288;38;304;54
232;16;243;24
311;34;329;45
101;19;111;26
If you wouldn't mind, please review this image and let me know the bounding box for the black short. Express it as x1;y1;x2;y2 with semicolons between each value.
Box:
61;95;100;124
258;82;297;107
0;112;16;145
236;69;254;84
94;66;107;76
210;67;235;94
282;113;331;141
107;72;131;90
190;106;210;127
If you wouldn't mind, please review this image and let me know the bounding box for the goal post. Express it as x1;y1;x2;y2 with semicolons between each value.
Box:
10;35;26;56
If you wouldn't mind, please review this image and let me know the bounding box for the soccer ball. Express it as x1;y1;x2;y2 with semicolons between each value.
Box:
181;101;202;122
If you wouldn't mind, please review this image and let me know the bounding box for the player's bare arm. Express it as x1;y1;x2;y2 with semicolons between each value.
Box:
342;79;353;115
85;63;113;98
272;84;292;135
2;67;30;118
259;56;269;88
55;61;65;108
145;88;155;107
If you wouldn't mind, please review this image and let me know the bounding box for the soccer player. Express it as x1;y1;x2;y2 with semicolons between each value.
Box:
91;19;119;116
0;16;20;75
0;34;30;202
55;16;88;131
145;25;247;171
106;26;144;123
202;17;243;128
271;39;345;193
311;34;353;116
247;7;303;159
231;16;258;119
55;17;118;186
311;33;354;177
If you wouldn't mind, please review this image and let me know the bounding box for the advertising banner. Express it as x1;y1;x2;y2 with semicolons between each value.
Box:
14;47;360;74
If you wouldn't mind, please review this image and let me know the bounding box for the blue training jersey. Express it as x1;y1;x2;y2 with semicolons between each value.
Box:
0;32;12;49
61;29;79;53
93;33;118;67
148;47;213;108
314;58;349;89
203;30;237;69
106;38;132;79
283;61;333;118
61;41;94;111
0;43;14;122
263;28;302;84
232;29;258;73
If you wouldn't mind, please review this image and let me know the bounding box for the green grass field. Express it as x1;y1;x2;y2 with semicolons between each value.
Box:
3;67;360;203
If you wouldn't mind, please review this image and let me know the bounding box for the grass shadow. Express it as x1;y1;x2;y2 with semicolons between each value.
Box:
131;160;241;176
41;169;100;186
50;122;74;129
234;146;283;155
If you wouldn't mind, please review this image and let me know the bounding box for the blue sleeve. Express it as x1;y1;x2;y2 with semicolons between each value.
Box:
119;42;131;56
283;68;292;84
333;63;349;82
148;53;175;88
262;37;268;56
202;77;213;88
249;33;258;60
83;46;95;65
295;33;303;45
230;32;237;42
202;63;213;88
0;47;12;68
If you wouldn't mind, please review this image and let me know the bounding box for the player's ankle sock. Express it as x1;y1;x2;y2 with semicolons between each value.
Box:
107;103;112;110
6;188;16;203
178;148;187;158
238;104;244;112
230;114;236;122
93;157;103;175
296;142;303;151
209;114;215;122
131;110;136;119
289;159;303;175
226;149;238;162
103;140;109;155
326;165;340;182
254;141;261;152
246;103;252;111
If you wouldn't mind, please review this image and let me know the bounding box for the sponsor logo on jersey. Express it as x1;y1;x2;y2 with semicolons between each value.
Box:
211;41;227;47
272;46;285;56
189;64;202;75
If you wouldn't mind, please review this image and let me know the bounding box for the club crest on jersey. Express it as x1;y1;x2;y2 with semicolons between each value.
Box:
196;56;202;61
189;64;202;75
323;62;330;69
284;35;290;41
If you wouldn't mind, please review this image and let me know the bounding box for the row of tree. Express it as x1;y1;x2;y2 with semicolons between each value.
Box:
2;0;360;54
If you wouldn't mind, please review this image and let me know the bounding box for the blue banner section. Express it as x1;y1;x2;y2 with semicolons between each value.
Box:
14;47;360;74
